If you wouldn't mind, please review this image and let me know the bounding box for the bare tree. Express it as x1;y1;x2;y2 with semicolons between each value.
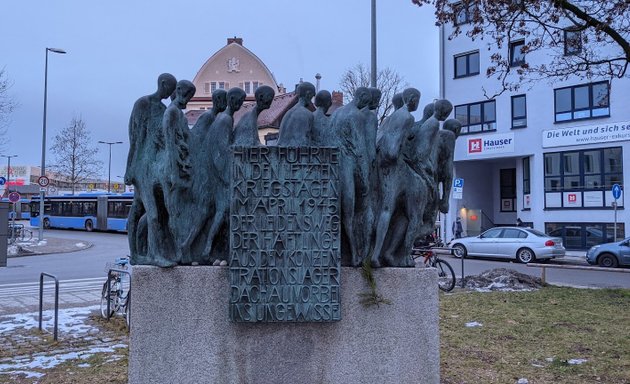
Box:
0;68;17;151
412;0;630;97
339;63;408;124
51;116;103;194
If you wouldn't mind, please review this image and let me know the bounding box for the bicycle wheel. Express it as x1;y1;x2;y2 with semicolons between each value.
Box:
435;259;456;292
22;229;33;242
100;281;117;318
124;291;131;329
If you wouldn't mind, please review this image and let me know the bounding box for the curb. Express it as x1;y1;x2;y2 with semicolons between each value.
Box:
7;238;94;258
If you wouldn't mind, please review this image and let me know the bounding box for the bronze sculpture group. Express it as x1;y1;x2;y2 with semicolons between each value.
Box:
125;74;460;268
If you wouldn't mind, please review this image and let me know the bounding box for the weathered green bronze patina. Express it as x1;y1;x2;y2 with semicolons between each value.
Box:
229;146;340;322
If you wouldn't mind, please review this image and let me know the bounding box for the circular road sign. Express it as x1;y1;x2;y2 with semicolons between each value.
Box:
8;191;20;203
38;176;50;187
0;177;5;185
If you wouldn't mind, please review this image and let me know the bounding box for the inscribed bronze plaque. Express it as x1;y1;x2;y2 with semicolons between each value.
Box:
229;146;341;322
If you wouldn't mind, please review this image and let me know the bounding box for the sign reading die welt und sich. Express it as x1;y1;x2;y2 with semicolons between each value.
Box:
230;146;341;323
543;121;630;148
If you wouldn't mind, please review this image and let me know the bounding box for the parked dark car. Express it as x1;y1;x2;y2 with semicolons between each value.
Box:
586;237;630;268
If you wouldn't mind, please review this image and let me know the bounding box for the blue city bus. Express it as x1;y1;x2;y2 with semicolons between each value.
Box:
30;193;132;232
2;198;32;220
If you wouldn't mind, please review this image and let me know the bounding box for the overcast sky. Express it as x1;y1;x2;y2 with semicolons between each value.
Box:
1;0;439;182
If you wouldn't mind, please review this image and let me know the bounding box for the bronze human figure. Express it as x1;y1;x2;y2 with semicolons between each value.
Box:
329;86;372;266
434;118;462;214
277;82;316;146
162;80;196;263
124;73;177;267
233;85;275;146
371;87;420;267
190;89;227;144
201;87;247;262
400;100;453;262
311;90;332;146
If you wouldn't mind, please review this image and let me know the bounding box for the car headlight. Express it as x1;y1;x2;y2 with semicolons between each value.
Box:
588;245;600;254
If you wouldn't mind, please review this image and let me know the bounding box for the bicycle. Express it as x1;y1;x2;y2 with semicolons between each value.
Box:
411;246;456;292
8;223;33;244
101;256;131;327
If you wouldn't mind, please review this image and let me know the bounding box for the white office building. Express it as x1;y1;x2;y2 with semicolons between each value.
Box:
441;11;628;250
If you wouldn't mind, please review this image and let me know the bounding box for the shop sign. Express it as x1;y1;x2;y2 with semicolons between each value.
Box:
542;121;630;148
466;133;515;156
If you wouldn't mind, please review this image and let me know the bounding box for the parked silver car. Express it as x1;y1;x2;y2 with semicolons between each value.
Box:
586;237;630;268
450;227;566;263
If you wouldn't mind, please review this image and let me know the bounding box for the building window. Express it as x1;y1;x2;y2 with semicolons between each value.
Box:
454;51;480;78
509;40;525;67
523;157;530;195
544;147;623;209
244;82;251;94
546;222;624;250
453;2;476;25
500;168;516;212
204;82;211;94
554;81;609;122
564;29;582;55
511;94;527;128
253;81;260;92
454;100;496;135
211;82;217;93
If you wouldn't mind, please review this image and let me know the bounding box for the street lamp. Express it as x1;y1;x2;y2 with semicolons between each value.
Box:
98;141;123;193
370;0;377;88
1;154;18;194
39;47;66;241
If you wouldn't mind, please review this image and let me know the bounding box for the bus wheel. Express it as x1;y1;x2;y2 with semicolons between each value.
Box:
85;219;94;232
43;218;50;229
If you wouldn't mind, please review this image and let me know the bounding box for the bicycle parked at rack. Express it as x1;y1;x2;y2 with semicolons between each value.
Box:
411;245;456;292
8;223;33;244
101;256;131;327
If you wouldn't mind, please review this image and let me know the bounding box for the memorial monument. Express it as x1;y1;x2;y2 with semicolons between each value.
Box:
128;70;457;383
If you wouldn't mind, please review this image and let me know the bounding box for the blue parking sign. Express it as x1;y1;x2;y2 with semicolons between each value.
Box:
612;184;622;199
454;178;464;188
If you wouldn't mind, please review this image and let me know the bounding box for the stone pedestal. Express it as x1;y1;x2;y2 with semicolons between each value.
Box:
129;266;439;384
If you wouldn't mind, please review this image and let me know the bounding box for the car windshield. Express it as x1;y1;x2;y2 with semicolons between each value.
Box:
525;228;548;237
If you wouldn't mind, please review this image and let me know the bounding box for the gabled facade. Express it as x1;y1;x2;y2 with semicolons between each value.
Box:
441;16;629;249
188;37;284;111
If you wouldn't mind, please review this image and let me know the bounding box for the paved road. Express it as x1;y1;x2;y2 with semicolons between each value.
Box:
1;228;129;284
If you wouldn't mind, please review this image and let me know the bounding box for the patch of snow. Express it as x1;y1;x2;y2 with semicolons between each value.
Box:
465;321;483;328
567;358;588;365
0;305;100;335
0;370;44;379
517;379;529;384
77;363;91;368
465;268;544;292
545;357;555;362
75;242;86;247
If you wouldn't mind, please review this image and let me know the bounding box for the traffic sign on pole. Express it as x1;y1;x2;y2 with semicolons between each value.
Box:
38;176;50;187
0;177;5;186
8;191;20;203
612;184;622;200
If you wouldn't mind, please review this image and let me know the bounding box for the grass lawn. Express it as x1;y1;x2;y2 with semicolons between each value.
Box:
440;287;630;384
2;286;628;383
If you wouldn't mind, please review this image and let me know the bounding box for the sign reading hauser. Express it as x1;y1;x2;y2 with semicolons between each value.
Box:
229;146;341;323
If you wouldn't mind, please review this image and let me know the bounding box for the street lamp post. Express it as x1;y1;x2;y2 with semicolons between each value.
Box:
2;154;18;239
370;0;377;88
1;154;18;193
39;47;66;241
98;141;123;193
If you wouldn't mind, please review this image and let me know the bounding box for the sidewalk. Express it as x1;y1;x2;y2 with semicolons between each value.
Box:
8;237;93;257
